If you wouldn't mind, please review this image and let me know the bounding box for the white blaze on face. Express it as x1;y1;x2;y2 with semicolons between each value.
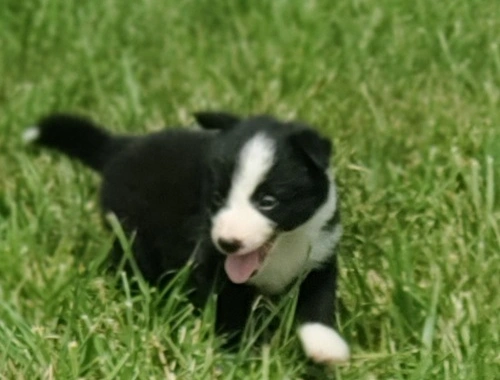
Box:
211;133;276;254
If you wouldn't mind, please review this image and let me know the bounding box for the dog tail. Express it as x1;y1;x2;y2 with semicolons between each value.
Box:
23;114;129;172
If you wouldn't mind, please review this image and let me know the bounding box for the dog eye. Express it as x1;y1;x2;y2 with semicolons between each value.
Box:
257;195;278;211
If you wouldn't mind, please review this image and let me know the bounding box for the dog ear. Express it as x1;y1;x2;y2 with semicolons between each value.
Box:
289;129;332;170
194;111;241;130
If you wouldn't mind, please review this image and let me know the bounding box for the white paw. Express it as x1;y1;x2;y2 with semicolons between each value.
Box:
298;323;350;364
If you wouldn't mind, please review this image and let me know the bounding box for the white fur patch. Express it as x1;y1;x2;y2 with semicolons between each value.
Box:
298;323;350;364
211;133;276;254
248;175;340;294
22;126;40;143
229;133;275;206
305;174;341;266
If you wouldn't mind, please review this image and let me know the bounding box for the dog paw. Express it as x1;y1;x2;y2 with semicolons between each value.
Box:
298;323;350;364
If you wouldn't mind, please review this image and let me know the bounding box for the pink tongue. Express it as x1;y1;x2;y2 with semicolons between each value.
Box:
224;251;261;284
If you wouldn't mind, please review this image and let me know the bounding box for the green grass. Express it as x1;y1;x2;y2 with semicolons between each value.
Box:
1;0;499;378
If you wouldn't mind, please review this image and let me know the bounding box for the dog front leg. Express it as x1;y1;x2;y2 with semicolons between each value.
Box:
216;281;254;348
296;259;350;364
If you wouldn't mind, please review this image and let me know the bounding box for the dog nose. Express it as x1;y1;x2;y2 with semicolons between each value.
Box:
217;238;242;254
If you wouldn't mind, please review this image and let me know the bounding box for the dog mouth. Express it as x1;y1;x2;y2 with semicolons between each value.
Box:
223;236;276;284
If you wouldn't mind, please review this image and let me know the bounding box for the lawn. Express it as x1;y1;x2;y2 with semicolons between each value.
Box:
1;0;499;378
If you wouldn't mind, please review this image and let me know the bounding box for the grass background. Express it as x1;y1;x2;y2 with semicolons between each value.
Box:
1;0;499;378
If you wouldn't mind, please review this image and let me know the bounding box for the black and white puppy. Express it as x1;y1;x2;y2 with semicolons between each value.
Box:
24;112;349;364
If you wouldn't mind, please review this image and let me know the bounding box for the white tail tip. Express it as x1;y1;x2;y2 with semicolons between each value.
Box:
22;126;40;143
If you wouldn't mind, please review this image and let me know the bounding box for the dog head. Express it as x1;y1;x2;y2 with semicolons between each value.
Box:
196;112;332;284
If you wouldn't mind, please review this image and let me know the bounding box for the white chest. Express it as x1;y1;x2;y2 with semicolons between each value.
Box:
248;180;341;294
249;184;342;294
248;222;341;294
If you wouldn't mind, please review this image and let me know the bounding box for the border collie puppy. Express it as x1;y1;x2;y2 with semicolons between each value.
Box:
24;112;349;364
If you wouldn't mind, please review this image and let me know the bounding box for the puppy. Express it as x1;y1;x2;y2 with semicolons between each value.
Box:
24;112;349;364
